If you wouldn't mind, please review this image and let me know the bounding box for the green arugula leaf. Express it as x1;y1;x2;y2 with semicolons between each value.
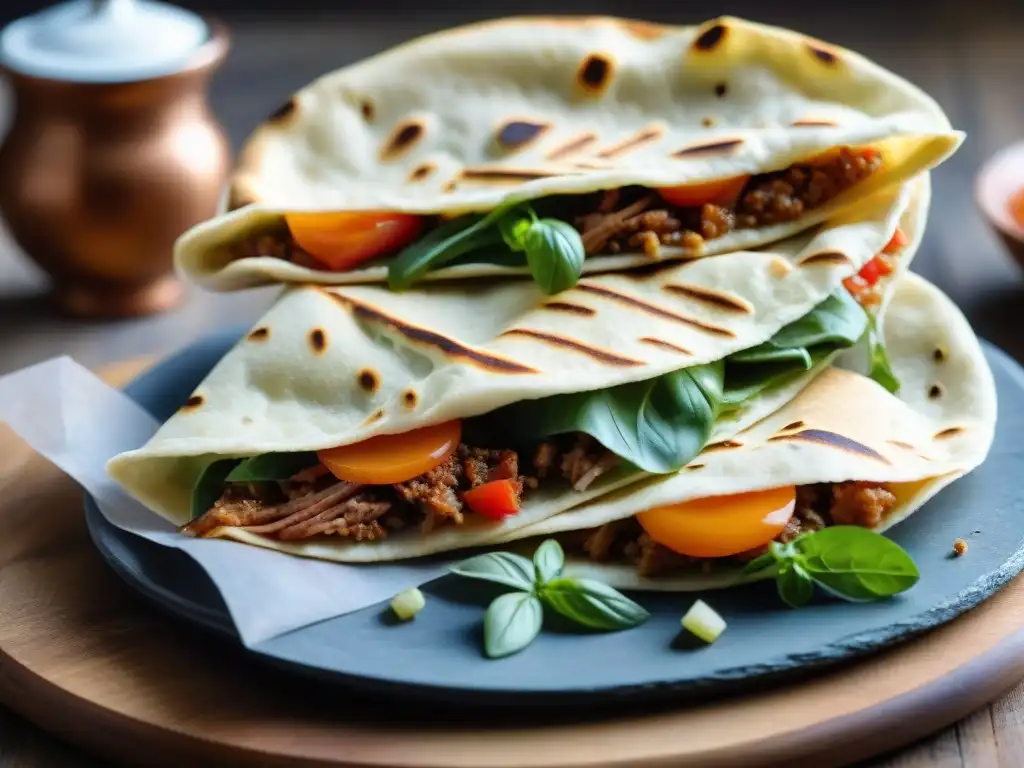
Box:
540;577;650;630
729;346;814;367
450;551;537;592
533;539;565;584
387;203;517;290
484;591;543;658
865;315;900;394
477;362;723;475
792;526;919;601
776;561;815;608
225;452;318;482
190;458;240;520
523;218;585;294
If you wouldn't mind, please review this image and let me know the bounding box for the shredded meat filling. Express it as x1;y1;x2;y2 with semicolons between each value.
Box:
231;147;881;266
183;436;616;542
561;480;894;578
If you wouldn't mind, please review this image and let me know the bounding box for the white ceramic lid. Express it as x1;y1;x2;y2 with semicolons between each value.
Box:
0;0;208;83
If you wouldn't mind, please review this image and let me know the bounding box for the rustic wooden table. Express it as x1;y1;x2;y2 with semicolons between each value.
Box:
1;3;1023;765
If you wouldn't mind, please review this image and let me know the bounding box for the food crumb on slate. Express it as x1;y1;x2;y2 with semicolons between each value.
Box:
952;538;968;557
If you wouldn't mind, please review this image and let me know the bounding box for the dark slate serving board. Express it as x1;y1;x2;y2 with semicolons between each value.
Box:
85;328;1024;708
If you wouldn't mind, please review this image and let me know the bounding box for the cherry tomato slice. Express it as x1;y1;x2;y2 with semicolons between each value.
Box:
286;211;424;271
637;486;796;558
318;420;461;485
656;175;751;208
463;479;521;520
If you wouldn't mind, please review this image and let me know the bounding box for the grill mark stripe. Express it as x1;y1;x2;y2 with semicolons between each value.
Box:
546;132;598;161
577;283;735;337
460;167;561;182
663;284;754;314
543;301;597;317
328;293;536;374
499;329;643;367
767;428;890;463
673;138;744;158
934;427;964;440
800;251;852;267
703;440;743;452
596;127;663;159
639;337;692;355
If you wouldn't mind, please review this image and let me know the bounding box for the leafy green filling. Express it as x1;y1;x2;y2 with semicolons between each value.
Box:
189;289;895;518
387;202;585;294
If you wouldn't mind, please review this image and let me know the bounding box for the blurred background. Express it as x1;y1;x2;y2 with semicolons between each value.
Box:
0;0;1021;374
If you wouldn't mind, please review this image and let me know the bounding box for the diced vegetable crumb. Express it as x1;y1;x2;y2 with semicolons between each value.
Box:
953;538;968;557
391;587;426;621
681;599;727;644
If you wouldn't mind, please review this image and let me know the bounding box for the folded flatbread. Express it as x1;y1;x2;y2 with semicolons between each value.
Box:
175;16;958;293
507;271;995;590
108;179;925;561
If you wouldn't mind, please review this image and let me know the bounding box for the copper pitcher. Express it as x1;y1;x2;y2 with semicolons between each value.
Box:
0;22;230;317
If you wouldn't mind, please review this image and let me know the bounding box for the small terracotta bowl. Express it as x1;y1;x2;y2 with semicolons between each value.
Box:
976;140;1024;270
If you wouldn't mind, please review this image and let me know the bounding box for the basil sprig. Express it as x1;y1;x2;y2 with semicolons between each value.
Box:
387;202;585;294
743;526;920;608
451;539;649;658
500;206;585;294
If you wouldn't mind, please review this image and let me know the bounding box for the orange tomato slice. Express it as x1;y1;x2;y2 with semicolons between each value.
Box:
656;175;750;208
318;420;461;485
881;226;908;255
636;486;795;558
286;211;424;271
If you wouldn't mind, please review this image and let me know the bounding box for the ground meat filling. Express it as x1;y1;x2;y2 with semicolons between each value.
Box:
577;146;882;257
182;435;617;542
230;147;881;267
561;481;896;578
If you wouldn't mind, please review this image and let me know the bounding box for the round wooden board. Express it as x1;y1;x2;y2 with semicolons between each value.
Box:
2;358;1024;768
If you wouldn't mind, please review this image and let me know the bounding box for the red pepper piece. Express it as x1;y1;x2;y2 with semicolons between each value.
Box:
463;479;521;520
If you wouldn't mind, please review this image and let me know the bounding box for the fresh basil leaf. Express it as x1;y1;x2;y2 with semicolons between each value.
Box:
540;577;650;630
498;209;533;251
722;292;866;410
776;562;815;608
741;550;778;575
523;218;585;294
533;539;565;583
793;526;919;601
190;459;240;520
450;551;537;591
225;452;318;482
729;346;814;367
865;315;900;394
479;362;723;474
387;204;517;290
484;591;543;658
759;290;869;350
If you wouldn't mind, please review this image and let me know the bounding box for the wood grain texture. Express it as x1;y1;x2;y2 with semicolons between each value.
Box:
1;3;1023;765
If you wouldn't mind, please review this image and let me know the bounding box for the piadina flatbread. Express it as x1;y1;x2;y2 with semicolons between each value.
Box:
505;271;995;590
107;179;927;561
173;16;959;293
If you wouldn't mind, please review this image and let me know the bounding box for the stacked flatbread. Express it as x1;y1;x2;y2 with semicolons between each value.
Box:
108;17;994;590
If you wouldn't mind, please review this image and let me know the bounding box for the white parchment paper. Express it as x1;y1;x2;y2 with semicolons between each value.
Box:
0;357;451;645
